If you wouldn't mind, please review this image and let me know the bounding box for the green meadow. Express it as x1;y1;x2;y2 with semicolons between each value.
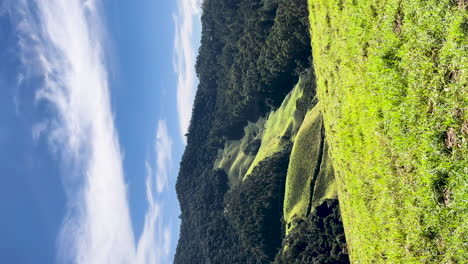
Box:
245;80;305;177
215;77;309;186
214;120;266;186
283;103;338;234
308;0;467;262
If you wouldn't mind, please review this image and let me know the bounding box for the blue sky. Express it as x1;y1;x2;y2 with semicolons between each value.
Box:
0;0;201;263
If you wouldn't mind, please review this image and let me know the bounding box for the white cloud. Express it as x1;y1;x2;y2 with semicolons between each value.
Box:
173;0;202;143
135;162;173;264
134;162;163;264
14;0;171;263
133;121;174;262
155;120;173;193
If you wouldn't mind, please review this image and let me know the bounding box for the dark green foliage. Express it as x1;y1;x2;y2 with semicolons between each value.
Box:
197;0;312;144
295;68;319;121
176;166;255;263
224;146;291;263
243;138;262;155
274;199;349;264
257;0;313;107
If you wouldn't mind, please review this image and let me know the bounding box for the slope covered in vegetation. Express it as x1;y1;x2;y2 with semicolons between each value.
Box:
308;0;467;262
213;72;316;187
174;0;352;262
224;148;292;263
244;81;305;177
213;119;265;186
283;104;339;234
174;0;319;263
275;199;349;264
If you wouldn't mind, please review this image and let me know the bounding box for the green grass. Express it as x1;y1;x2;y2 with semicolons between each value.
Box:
308;0;467;262
283;104;337;233
310;141;337;209
216;77;307;184
214;119;265;186
245;78;306;177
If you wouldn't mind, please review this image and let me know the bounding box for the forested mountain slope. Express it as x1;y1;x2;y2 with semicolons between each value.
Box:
174;0;318;263
174;0;349;262
175;0;466;263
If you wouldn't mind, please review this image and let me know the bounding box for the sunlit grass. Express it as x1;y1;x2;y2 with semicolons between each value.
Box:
308;0;467;262
283;103;338;234
216;78;306;185
245;79;305;176
214;120;265;186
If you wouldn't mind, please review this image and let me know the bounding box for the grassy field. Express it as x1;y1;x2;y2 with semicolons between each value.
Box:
283;105;323;232
283;103;338;233
308;0;467;262
245;78;306;177
310;140;337;209
215;77;306;184
214;119;265;186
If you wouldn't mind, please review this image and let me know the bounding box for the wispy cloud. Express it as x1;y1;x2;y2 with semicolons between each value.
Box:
137;161;173;264
133;121;174;263
155;120;173;193
173;0;202;143
134;120;174;262
14;0;171;263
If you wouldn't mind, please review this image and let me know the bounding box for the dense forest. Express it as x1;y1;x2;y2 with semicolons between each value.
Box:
174;0;348;263
275;200;348;264
224;146;292;263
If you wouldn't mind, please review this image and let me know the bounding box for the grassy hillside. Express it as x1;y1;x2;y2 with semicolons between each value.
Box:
245;79;305;177
308;0;467;262
310;140;337;210
283;104;338;233
214;82;302;185
282;102;338;234
214;119;265;186
215;74;317;185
